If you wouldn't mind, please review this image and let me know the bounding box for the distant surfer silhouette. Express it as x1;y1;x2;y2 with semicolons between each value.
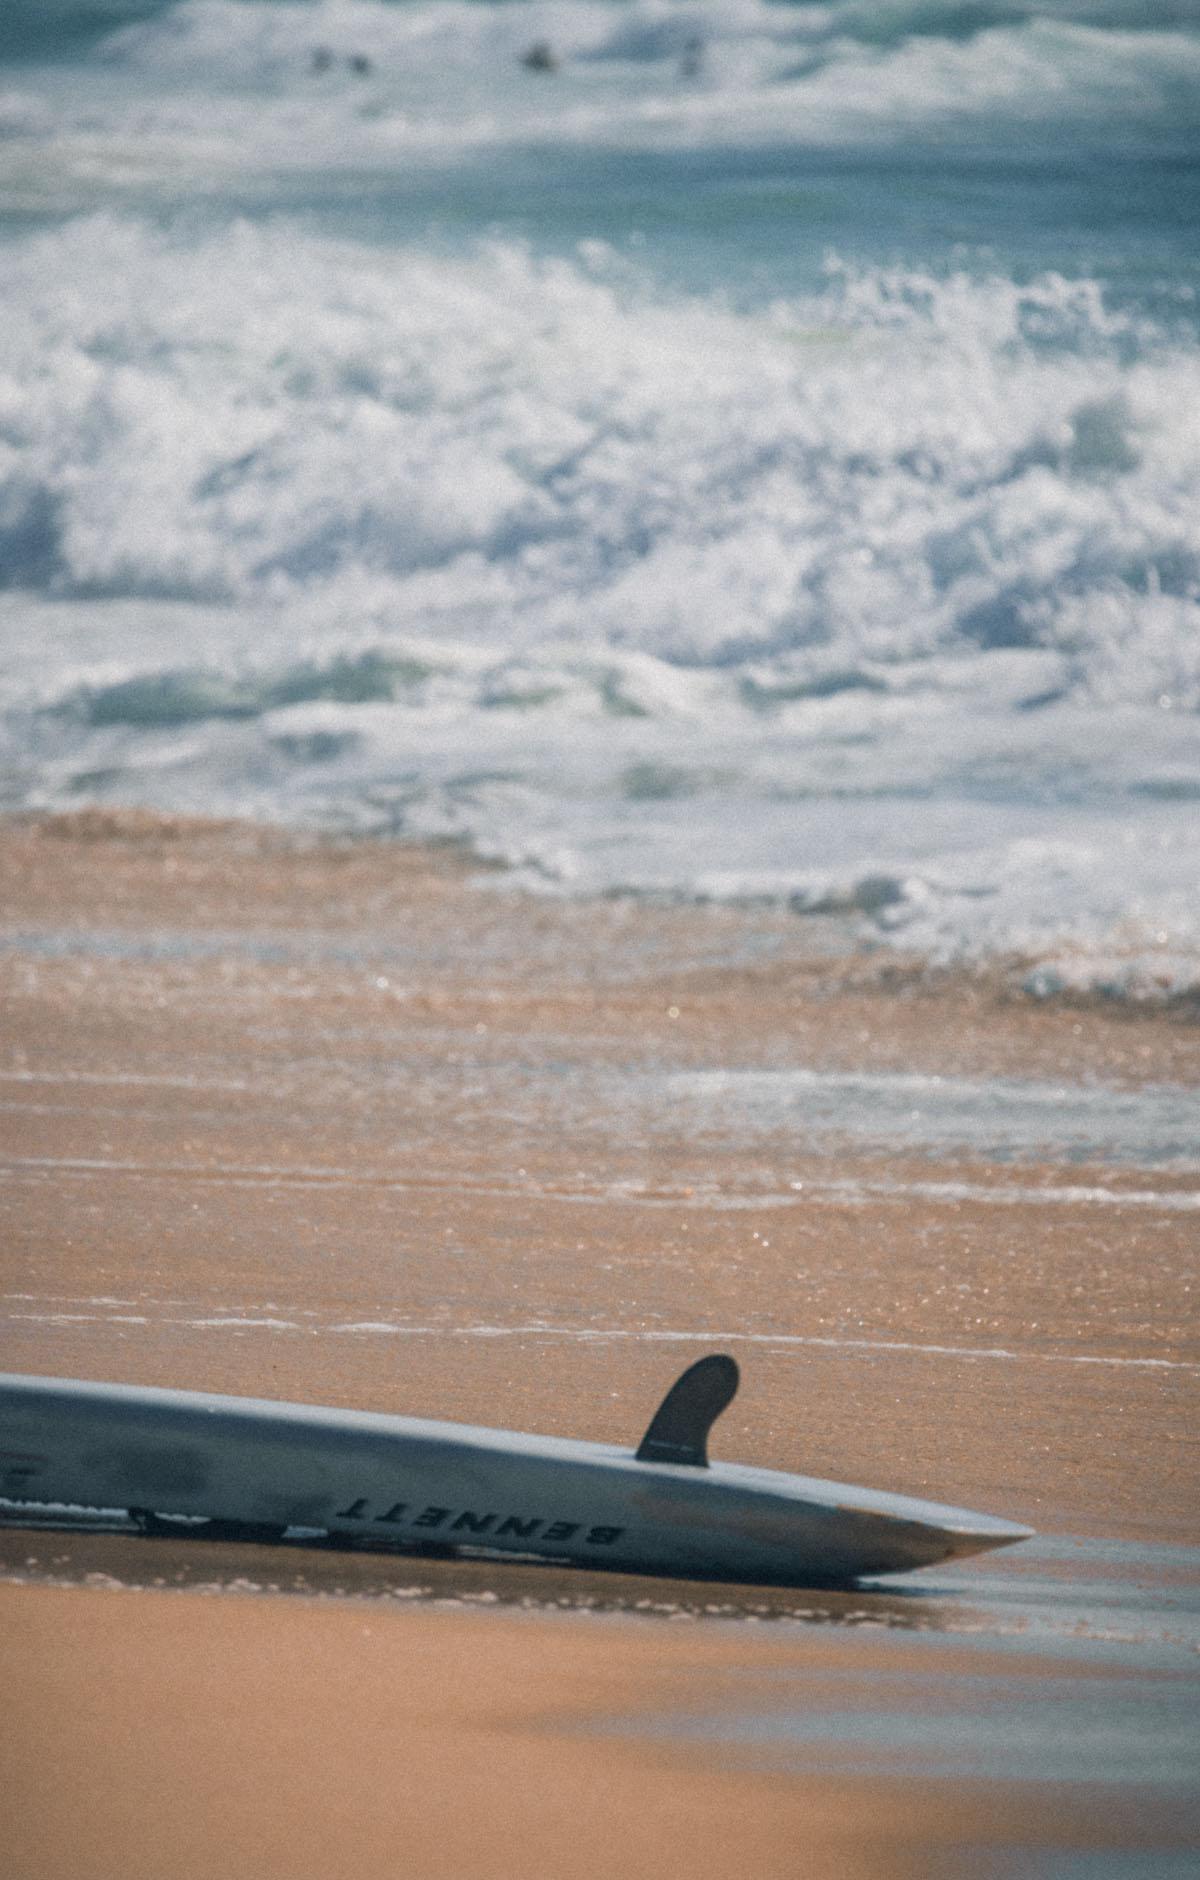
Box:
309;47;373;78
520;41;559;73
680;34;704;79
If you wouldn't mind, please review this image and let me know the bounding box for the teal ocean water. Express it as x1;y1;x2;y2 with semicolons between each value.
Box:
1;2;1198;992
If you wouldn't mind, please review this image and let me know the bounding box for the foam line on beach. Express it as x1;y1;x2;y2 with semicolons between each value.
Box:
3;1301;1197;1374
792;1178;1200;1212
332;1323;1200;1374
0;1068;250;1091
3;1155;1198;1211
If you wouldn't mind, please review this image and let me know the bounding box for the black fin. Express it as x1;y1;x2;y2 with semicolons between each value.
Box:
634;1353;739;1467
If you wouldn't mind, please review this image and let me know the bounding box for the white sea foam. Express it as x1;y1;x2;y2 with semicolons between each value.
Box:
4;222;1195;662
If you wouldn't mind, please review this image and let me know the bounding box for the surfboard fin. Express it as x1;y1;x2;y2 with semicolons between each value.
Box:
635;1353;739;1467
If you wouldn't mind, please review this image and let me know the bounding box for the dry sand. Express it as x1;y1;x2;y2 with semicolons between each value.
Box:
1;811;1198;1878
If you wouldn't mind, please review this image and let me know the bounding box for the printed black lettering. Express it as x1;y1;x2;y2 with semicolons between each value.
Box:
379;1502;408;1523
414;1505;451;1529
334;1498;370;1521
0;1452;46;1486
495;1516;542;1541
542;1521;579;1543
451;1510;496;1534
586;1526;625;1547
1;1462;42;1487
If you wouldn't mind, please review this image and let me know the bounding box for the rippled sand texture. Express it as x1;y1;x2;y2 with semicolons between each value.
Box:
2;813;1198;1878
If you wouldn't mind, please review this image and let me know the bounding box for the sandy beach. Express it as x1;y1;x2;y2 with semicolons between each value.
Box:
2;811;1198;1878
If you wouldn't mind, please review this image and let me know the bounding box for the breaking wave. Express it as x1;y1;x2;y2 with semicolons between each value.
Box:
2;218;1197;691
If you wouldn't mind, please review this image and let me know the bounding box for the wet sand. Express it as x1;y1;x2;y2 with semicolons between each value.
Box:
4;1564;1198;1880
1;811;1198;1877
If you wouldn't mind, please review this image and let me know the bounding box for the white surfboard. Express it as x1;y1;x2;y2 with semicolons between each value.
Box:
0;1357;1031;1584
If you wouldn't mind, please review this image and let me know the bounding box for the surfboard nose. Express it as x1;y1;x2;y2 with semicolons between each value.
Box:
823;1497;1035;1576
929;1514;1035;1563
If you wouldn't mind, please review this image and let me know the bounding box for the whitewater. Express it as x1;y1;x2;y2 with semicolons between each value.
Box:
1;0;1198;994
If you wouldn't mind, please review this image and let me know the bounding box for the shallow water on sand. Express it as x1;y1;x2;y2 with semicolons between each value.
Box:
1;1513;1196;1645
3;1517;1198;1830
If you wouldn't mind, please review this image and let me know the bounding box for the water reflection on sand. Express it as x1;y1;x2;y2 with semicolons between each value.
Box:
2;1513;1196;1647
3;1516;1198;1821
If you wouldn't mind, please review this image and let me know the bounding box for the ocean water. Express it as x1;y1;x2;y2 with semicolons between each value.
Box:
1;1;1198;992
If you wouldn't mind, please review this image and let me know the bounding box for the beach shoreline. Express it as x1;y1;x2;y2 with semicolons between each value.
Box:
2;808;1197;1877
